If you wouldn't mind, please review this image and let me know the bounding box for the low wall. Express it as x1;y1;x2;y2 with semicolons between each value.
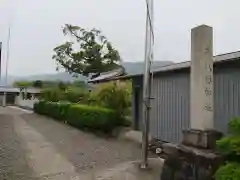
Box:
15;96;39;109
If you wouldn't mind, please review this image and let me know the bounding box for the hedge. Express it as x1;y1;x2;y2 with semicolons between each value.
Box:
34;101;71;121
33;101;118;133
67;104;118;132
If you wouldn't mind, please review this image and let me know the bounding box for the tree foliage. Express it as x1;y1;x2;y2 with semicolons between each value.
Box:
72;80;88;88
14;80;43;88
52;24;121;78
39;88;66;102
13;80;89;89
58;81;67;91
14;81;33;88
39;86;89;104
90;81;132;118
33;80;43;88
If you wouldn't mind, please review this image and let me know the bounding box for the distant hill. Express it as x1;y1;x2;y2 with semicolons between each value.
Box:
16;72;87;82
1;61;173;85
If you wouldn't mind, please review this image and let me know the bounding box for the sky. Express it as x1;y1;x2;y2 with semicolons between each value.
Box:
0;0;239;76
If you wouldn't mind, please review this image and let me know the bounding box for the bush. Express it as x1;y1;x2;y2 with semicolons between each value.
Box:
40;87;90;104
217;136;240;160
67;104;118;132
34;101;71;121
40;88;66;102
215;162;240;180
33;101;118;133
229;117;240;135
64;88;89;103
90;81;132;124
34;100;48;115
215;117;240;180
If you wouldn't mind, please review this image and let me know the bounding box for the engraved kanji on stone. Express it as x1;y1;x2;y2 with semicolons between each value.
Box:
205;76;212;84
204;103;213;111
205;88;212;96
204;47;210;53
207;64;213;72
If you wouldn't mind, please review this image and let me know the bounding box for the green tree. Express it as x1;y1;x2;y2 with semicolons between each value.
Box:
72;80;87;89
33;80;43;88
52;24;122;78
41;81;58;88
14;81;33;88
58;81;67;91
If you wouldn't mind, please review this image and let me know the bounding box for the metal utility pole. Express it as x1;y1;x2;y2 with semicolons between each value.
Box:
5;27;11;86
2;27;11;107
141;0;154;169
0;42;2;82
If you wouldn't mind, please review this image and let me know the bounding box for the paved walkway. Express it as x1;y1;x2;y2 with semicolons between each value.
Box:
0;107;145;179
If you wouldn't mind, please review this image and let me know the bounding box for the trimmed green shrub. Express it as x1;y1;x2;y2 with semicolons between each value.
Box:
34;101;70;121
47;102;71;121
33;101;118;133
67;104;118;132
34;100;48;115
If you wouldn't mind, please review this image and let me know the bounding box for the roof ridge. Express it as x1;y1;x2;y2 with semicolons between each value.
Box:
151;50;240;70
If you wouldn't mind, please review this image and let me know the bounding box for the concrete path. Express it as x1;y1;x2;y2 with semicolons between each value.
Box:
0;107;162;179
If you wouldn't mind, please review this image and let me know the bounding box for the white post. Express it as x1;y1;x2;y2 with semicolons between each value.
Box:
2;92;6;107
190;25;214;130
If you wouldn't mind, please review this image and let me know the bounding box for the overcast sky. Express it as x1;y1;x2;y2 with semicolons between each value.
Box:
0;0;239;76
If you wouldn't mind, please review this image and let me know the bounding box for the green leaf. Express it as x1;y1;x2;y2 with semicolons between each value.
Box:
53;24;122;78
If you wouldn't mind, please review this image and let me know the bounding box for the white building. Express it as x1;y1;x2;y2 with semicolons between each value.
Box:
0;86;41;109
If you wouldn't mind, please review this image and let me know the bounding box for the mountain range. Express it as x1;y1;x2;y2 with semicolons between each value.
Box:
2;61;173;85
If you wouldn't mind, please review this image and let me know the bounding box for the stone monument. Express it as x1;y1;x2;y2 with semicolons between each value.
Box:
191;24;214;130
160;25;223;180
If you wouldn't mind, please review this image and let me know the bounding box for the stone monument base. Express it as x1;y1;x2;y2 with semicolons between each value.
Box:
182;129;223;149
160;129;224;180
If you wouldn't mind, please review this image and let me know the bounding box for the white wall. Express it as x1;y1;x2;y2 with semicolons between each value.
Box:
15;95;39;109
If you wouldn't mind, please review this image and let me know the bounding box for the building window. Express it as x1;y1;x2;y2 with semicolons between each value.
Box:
21;92;25;100
26;93;32;100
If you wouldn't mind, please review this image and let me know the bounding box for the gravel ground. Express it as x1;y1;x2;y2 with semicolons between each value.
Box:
0;107;143;179
20;113;142;173
0;113;35;180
